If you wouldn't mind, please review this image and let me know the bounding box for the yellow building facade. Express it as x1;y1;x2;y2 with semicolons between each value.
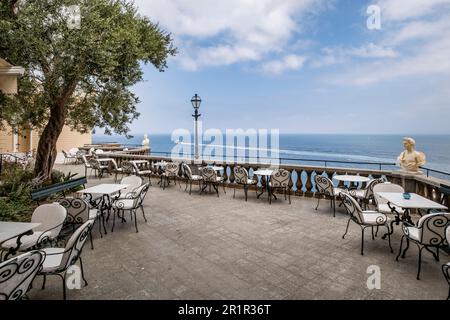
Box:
0;58;92;154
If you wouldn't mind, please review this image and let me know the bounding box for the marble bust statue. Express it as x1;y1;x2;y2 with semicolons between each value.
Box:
397;137;426;174
142;134;150;147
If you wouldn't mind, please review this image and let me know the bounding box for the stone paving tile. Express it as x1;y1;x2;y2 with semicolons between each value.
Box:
26;164;450;300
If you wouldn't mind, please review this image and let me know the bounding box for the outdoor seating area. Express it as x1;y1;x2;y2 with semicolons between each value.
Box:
1;159;449;300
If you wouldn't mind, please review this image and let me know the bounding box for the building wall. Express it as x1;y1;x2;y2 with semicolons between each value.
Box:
0;124;14;152
1;124;92;153
0;75;18;94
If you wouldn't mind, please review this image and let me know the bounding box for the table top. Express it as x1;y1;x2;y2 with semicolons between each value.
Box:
96;158;114;162
253;169;275;176
334;175;371;183
78;184;130;195
377;192;448;210
0;222;41;244
153;161;168;166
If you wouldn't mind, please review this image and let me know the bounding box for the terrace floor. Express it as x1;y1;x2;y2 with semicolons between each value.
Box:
28;164;449;300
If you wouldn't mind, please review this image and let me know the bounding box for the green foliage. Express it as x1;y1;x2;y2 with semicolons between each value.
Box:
0;163;35;222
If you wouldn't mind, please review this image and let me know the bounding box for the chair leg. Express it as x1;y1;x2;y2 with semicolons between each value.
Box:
342;219;352;240
79;257;88;287
233;184;236;199
244;186;248;202
141;206;147;223
315;197;321;210
133;210;139;233
371;226;375;240
401;237;410;259
386;225;393;253
41;274;47;290
417;246;424;280
332;198;336;217
189;181;193;195
288;189;291;204
361;227;365;255
89;230;94;250
111;209;116;233
396;235;405;261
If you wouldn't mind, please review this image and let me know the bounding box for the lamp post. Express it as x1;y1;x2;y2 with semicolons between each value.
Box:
191;94;202;160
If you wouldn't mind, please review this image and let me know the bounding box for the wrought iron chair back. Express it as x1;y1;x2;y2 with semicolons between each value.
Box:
108;158;120;171
58;220;94;272
121;175;143;192
0;250;45;300
201;167;217;183
32;203;67;238
364;178;385;199
58;198;90;224
271;169;290;188
121;161;136;175
412;212;450;246
315;175;335;196
341;193;364;224
165;162;180;176
181;162;193;179
234;166;250;184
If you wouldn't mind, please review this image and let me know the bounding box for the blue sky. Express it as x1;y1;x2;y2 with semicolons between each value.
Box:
119;0;450;135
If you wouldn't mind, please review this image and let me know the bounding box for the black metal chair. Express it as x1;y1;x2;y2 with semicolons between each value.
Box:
396;212;450;280
341;192;393;256
111;183;150;233
443;226;450;300
39;220;94;300
269;169;291;205
233;166;257;201
200;167;226;197
181;162;203;195
0;250;45;300
314;174;345;217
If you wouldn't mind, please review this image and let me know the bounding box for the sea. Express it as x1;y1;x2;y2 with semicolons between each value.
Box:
93;134;450;180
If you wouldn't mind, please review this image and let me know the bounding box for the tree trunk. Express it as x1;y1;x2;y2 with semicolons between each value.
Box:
34;103;66;179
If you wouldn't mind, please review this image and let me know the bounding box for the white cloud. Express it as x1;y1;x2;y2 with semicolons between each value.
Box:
262;55;307;74
312;43;398;67
377;0;450;21
134;0;327;71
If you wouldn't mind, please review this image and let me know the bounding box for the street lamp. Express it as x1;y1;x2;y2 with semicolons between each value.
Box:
191;94;202;159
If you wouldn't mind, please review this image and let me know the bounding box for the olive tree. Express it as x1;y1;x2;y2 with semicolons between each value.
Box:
0;0;176;178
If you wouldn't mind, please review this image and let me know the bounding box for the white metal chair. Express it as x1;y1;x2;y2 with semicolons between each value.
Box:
373;182;405;215
161;162;180;190
108;159;123;182
396;212;450;280
111;183;150;233
349;178;384;209
80;154;93;177
119;175;143;198
0;250;45;300
1;203;67;252
201;167;226;197
341;192;393;255
39;220;94;300
131;161;153;185
233;166;257;201
269;169;291;205
181;162;203;195
315;174;345;217
58;198;100;249
62;150;76;164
